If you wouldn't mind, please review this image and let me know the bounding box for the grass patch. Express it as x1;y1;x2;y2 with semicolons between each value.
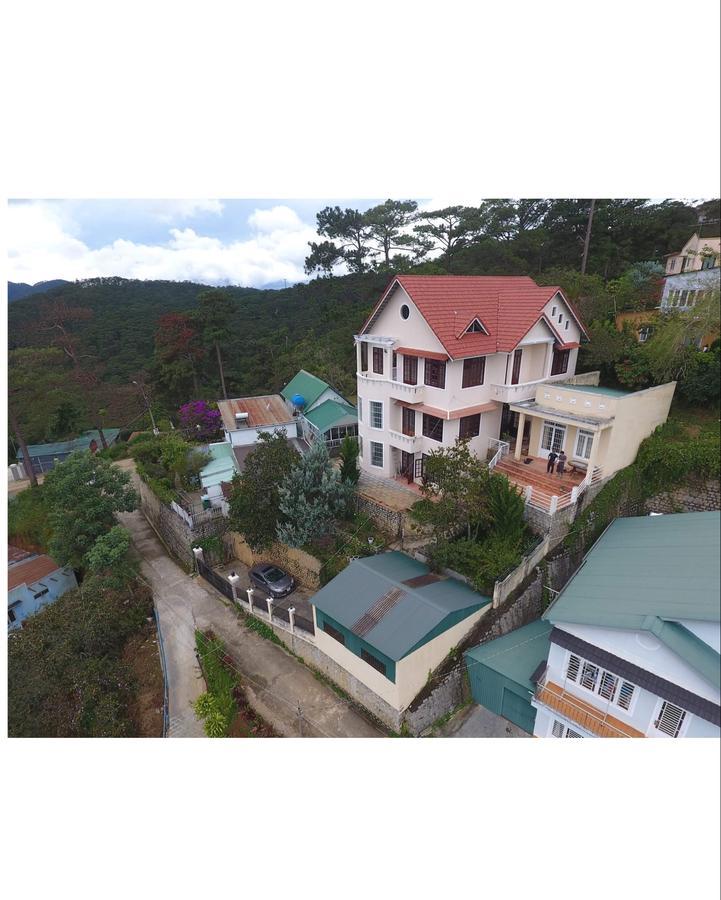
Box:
194;630;238;736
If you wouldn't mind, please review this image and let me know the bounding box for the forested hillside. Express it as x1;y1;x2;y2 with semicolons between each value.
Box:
7;198;720;451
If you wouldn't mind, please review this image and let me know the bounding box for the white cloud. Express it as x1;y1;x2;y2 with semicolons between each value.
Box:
7;202;317;288
148;199;225;222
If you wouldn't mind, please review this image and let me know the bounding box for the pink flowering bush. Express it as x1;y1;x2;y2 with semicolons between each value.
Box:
178;400;222;441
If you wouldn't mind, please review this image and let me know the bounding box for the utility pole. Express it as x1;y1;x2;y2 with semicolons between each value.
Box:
133;380;159;434
580;199;596;275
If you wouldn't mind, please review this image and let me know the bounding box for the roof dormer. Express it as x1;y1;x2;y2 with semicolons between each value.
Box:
463;317;488;335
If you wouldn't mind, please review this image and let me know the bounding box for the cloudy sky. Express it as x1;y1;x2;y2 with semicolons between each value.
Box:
8;198;435;288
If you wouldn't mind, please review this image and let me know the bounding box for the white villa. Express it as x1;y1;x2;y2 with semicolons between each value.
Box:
354;274;587;483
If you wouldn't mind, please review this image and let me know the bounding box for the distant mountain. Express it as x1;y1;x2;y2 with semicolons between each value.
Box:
8;280;70;302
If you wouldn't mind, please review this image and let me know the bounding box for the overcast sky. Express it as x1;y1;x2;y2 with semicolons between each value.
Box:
8;198;445;288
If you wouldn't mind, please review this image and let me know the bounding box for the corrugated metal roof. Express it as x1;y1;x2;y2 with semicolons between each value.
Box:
465;620;553;693
217;395;293;432
17;429;121;460
199;442;237;488
544;512;721;628
8;554;63;591
303;399;357;433
311;552;490;661
281;370;331;410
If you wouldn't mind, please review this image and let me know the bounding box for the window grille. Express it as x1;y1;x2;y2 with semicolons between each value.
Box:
580;661;599;691
598;671;618;701
552;720;564;738
566;654;581;682
370;441;383;468
655;701;686;737
617;681;635;710
370;401;383;429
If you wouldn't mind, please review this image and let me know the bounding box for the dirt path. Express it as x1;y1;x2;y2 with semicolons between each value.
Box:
118;467;382;738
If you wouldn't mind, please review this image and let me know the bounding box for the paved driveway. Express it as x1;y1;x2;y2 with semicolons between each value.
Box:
119;504;382;738
438;704;530;738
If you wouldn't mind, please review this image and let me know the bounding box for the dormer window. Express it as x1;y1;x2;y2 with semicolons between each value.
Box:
464;318;487;335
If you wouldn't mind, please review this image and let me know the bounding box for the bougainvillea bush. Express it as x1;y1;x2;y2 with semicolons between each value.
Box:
178;400;222;441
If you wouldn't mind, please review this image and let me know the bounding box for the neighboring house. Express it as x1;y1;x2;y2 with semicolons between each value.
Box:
16;428;121;476
217;394;297;447
465;620;553;734
664;232;720;276
199;442;238;514
281;369;358;449
500;380;676;512
531;512;720;738
8;546;78;631
354;275;587;483
312;551;491;715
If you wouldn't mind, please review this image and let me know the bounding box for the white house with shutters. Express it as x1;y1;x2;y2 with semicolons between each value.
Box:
532;512;720;739
355;275;587;484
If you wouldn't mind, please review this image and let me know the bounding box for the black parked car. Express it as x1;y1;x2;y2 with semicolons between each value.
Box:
249;564;296;599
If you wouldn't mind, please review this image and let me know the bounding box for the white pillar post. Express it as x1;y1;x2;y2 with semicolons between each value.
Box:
514;413;526;460
524;484;533;505
227;571;240;603
288;606;296;634
246;586;254;614
267;596;274;622
549;495;558;515
570;485;579;504
192;546;204;572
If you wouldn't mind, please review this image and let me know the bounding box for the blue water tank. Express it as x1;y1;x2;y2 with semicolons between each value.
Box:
291;394;306;408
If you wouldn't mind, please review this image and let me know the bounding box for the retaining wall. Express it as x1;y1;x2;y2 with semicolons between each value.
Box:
355;492;404;538
224;531;322;591
645;477;720;514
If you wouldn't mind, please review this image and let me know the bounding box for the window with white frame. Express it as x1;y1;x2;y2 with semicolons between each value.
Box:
565;652;637;712
654;700;687;737
369;401;383;429
575;429;594;460
370;441;383;468
551;719;584;738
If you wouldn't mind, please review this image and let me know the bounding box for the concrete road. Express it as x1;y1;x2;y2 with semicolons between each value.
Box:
118;505;383;738
438;704;530;738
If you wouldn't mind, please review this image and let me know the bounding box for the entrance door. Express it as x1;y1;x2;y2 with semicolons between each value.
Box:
400;450;414;483
539;420;566;458
511;348;523;385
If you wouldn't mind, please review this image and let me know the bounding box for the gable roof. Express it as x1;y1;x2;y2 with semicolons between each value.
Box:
217;395;292;432
361;275;588;358
303;399;357;433
281;370;332;410
544;512;720;630
8;554;63;592
312;551;490;660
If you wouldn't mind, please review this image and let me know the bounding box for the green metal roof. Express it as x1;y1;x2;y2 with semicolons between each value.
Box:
304;399;357;434
544;513;720;628
464;620;553;693
562;384;632;398
199;442;237;488
544;512;721;688
17;429;121;459
281;369;331;410
312;551;491;661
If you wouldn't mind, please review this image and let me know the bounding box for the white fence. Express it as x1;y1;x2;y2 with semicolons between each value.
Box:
487;438;509;471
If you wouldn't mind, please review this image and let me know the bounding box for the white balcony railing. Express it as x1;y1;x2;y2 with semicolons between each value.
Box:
487;438;509;470
388;380;426;402
388;430;420;451
490;373;573;404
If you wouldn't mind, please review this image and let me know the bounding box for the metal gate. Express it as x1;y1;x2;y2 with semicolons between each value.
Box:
500;688;536;734
197;559;234;602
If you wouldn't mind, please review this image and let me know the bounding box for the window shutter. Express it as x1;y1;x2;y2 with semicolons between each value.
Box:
552;720;564;738
655;701;686;737
566;654;581;682
617;681;635;710
598;671;618;701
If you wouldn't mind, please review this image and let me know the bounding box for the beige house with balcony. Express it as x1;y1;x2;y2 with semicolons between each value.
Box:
355;274;588;484
500;380;676;513
664;232;720;275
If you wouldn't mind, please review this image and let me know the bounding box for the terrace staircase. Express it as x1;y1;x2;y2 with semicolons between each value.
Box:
494;457;577;513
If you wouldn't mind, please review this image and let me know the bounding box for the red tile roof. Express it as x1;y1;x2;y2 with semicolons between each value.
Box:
363;275;588;358
8;554;63;591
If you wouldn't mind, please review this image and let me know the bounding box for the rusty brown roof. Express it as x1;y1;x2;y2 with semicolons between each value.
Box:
217;394;293;432
8;554;63;591
8;545;33;565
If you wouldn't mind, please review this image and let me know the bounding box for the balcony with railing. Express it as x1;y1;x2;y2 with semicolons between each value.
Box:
388;429;421;452
388;379;426;402
534;671;645;738
490;372;574;404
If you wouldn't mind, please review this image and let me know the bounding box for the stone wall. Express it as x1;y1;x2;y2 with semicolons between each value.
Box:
354;492;404;538
224;531;322;591
404;667;468;736
523;478;608;548
137;478;225;568
645;477;720;514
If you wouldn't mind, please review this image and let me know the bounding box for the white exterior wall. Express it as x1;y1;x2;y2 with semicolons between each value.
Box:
603;382;676;476
305;386;348;413
225;422;297;447
356;285;581;478
313;604;489;712
534;625;720;738
660;267;721;307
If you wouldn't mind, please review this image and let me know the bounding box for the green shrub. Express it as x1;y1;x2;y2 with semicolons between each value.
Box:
194;631;238;735
487;474;526;542
8;484;52;551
